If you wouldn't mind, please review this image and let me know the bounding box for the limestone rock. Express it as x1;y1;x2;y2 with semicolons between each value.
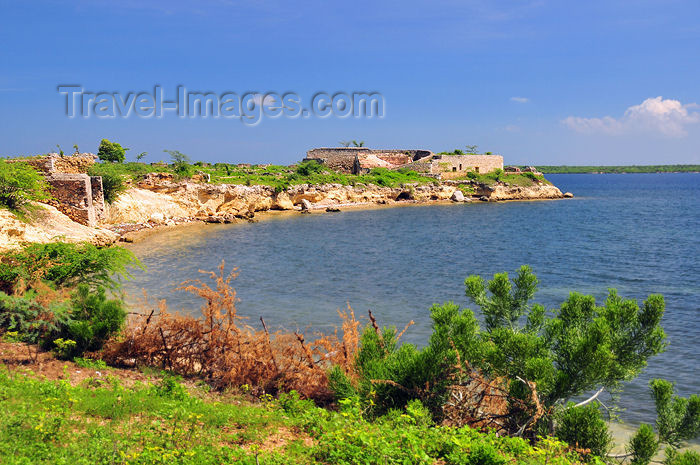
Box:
149;212;165;223
451;190;465;202
105;188;191;224
0;203;118;251
300;199;312;211
563;192;574;198
273;192;295;210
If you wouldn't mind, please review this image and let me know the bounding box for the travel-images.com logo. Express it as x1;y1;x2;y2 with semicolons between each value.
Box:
57;86;385;126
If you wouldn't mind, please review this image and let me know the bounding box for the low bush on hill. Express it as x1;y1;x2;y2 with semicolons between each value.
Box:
87;163;131;203
0;242;140;293
0;284;125;358
0;160;51;213
0;242;140;358
460;169;551;187
330;266;667;441
97;138;127;163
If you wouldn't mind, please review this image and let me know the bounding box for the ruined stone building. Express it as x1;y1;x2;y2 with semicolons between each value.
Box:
7;153;105;227
304;147;503;178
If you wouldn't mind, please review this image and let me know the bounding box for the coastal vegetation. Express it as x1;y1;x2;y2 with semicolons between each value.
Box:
0;368;597;465
82;153;549;206
85;155;441;201
529;165;700;174
438;145;489;155
0;160;51;214
0;145;695;462
328;266;674;455
88;162;130;203
2;245;697;464
458;168;551;187
0;242;141;359
97;139;128;163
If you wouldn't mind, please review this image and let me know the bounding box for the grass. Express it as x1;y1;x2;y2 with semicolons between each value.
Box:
86;161;439;191
0;368;594;465
86;160;556;192
453;171;552;187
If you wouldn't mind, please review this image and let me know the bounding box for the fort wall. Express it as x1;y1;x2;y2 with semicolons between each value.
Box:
7;153;105;226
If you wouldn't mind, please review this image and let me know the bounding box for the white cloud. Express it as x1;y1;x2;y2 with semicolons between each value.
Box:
563;97;700;137
510;96;529;103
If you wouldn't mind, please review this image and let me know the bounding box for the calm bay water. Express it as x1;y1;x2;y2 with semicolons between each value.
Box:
124;173;699;425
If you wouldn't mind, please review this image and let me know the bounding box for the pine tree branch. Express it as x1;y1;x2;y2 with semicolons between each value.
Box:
574;386;605;407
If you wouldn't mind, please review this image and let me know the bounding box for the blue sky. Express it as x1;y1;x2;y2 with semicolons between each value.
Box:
1;0;699;165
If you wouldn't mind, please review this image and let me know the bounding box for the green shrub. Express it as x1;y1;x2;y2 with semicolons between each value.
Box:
277;390;316;416
173;162;195;178
151;372;189;401
0;242;141;293
0;160;51;212
333;301;482;418
56;285;126;358
164;150;194;179
87;163;127;203
628;423;658;465
651;379;700;448
0;284;123;358
555;403;612;459
464;267;666;411
664;449;700;465
73;357;108;370
295;160;325;176
0;292;70;346
53;338;77;359
333;264;667;451
97;139;127;163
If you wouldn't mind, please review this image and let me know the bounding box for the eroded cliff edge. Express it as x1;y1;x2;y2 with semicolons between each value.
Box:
0;175;565;250
105;176;564;227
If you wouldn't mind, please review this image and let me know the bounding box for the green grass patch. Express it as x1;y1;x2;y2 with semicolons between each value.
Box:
0;369;595;465
87;161;438;191
454;170;551;187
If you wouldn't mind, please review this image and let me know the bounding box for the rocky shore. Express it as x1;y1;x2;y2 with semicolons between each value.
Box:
0;176;566;250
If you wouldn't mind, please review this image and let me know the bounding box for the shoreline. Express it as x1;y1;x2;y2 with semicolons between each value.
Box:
0;177;568;250
114;194;565;244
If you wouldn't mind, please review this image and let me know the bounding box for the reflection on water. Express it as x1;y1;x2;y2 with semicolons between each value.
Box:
124;173;700;428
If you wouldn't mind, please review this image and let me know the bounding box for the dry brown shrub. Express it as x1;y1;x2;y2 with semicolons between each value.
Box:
101;261;360;402
442;362;545;437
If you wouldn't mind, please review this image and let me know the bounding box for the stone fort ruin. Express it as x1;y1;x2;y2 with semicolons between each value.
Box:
304;147;503;178
7;153;105;227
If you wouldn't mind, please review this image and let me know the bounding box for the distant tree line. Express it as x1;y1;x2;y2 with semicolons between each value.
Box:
527;165;700;174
